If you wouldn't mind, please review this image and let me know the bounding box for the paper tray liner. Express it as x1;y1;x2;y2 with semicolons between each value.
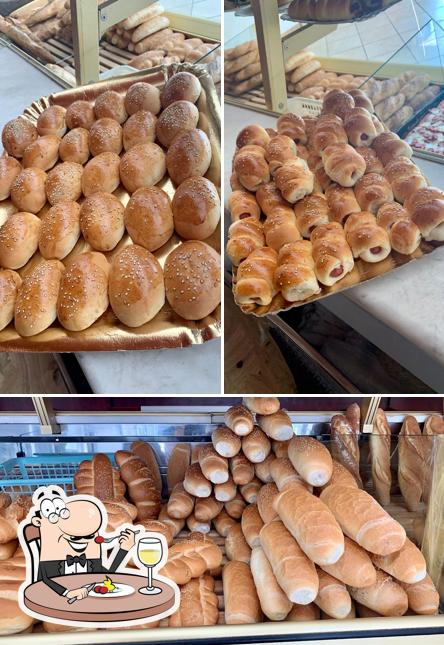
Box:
0;63;221;351
232;238;444;316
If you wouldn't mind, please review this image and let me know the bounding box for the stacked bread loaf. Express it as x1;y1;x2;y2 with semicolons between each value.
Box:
0;71;221;338
224;41;262;96
228;89;443;311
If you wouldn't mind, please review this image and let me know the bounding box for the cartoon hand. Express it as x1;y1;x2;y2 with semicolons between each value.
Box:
119;528;136;551
66;587;89;601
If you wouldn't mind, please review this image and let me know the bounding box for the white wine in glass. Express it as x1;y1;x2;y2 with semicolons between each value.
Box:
137;537;163;595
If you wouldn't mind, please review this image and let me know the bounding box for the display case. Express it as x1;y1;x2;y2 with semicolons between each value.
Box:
0;396;443;642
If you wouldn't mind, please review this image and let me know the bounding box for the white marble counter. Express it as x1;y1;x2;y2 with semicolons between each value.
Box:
0;46;221;394
225;103;444;391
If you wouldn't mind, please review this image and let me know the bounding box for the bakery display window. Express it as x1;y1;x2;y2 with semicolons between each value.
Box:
0;395;443;641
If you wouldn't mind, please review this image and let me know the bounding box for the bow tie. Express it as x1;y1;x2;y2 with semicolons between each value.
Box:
67;554;86;566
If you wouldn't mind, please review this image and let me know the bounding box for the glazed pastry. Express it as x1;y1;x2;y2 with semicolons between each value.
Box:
276;113;307;144
235;247;278;307
344;212;391;263
274;240;320;302
228;190;261;222
236;125;271;149
384;156;427;204
227;219;265;266
322;89;355;120
265;135;297;176
274;157;314;204
234;145;270;192
377;203;421;255
294;193;330;238
354;173;394;214
321;143;366;188
344;108;379;148
256;182;301;249
325;184;361;225
311;222;354;286
311;114;347;154
405;187;444;242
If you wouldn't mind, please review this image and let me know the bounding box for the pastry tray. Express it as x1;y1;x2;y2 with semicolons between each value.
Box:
0;63;221;352
282;0;402;24
397;87;444;164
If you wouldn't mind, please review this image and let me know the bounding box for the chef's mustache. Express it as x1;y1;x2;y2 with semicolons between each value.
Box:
67;532;97;541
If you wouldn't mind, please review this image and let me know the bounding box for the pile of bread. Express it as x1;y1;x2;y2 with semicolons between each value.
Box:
0;397;441;636
103;2;219;71
287;0;395;22
227;88;444;309
0;71;221;338
225;41;263;96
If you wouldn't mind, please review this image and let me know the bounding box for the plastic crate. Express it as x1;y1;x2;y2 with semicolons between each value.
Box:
0;454;115;497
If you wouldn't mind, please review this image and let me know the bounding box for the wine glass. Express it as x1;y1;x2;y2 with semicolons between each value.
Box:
137;537;163;595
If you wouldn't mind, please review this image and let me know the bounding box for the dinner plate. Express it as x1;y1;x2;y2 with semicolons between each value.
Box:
89;583;135;598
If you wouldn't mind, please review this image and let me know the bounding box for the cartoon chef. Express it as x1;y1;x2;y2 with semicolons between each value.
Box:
29;486;137;602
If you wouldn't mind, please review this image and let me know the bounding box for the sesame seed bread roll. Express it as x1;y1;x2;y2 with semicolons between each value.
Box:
349;569;408;617
57;251;109;331
10;167;46;213
80;192;125;252
314;569;352;619
124;82;161;116
225;523;251;563
371;538;427;584
225;405;254;436
243;397;280;415
161;72;202;109
320;536;376;588
212;425;241;458
242;426;271;463
320;484;406;556
257;482;279;523
2;116;37;157
82;152;120;196
255;453;276;483
172;176;220;241
214;476;237;502
198;445;229;484
119;143;166;193
260;520;319;605
240;477;262;503
230;453;255;485
124;186;173;252
94;90;128;124
22;135;60;171
122;111;157;151
225;491;247;519
401;574;440;615
270;457;310;492
46;162;82;205
213;508;237;536
241;502;264;547
0;212;41;269
167;482;194;519
0;156;21;200
183;462;212;498
251;546;292;620
39;201;81;260
274;484;344;565
14;259;64;337
59;128;90;165
65;100;95;130
36;105;66;138
194;496;222;522
166;128;211;186
88;118;123;156
109;244;164;327
156;100;200;148
288;436;333;486
164;240;220;320
257;409;294;441
223;560;262;624
0;270;21;331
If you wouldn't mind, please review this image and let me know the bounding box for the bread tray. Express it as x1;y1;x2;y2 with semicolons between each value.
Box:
397;87;444;165
0;62;221;352
282;0;402;24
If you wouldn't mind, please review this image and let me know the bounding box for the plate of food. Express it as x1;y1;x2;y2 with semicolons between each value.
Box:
89;576;135;598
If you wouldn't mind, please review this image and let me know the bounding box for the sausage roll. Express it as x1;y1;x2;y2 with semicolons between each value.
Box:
310;222;354;286
344;212;391;263
274;240;320;302
354;173;394;214
235;247;278;307
294;193;330;237
321;143;366;187
377;203;421;255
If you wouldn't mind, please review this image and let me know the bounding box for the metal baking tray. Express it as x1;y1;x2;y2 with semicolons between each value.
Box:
282;0;402;24
0;63;221;351
397;87;444;164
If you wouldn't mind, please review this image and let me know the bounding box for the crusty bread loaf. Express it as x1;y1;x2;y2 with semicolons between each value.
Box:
169;575;219;627
241;502;264;548
230;453;255;485
167;444;191;493
370;408;392;505
74;453;126;500
398;415;426;512
194;496;222;522
257;409;294;441
314;568;352;619
213;509;237;537
270;457;309;492
225;491;246;520
288;436;333;486
184;463;212;498
223;560;262;624
320;484;406;555
115;450;161;520
158;505;185;537
225;405;254;436
187;512;210;534
371;538;427;584
131;441;162;493
401;574;440;615
255;453;276;483
320;536;376;588
242;427;271;464
243;397;280;415
251;546;292;620
349;569;408;617
330;413;362;487
214;476;237;502
321;460;359;491
257;482;279;524
198;445;229;484
226;523;251;563
240;477;262;503
212;426;241;458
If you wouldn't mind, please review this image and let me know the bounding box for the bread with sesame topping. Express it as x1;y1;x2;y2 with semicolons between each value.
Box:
0;270;21;331
80;192;125;252
0;212;41;269
39;201;81;260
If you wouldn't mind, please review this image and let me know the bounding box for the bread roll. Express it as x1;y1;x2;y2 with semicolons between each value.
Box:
94;90;127;124
0;270;21;331
256;410;293;441
158;506;185;537
227;215;263;265
187;513;210;534
156;100;199;148
57;251;109;331
194;496;222;522
321;460;359;491
270;457;308;492
330;412;362;488
169;575;218;627
37;105;66;137
109;244;164;327
213;509;237;537
130;440;161;493
11;167;46;213
172;176;220;241
198;445;229;484
0;156;21;200
226;523;251;563
320;484;406;556
2;116;37;158
0;211;41;269
288;436;333;486
223;560;262;624
46;161;82;205
166;128;211;185
124;82;161;116
322;89;355;120
320;536;376;588
0;598;34;635
88;117;123;156
257;482;279;523
124;186;173;252
14;259;64;336
82;151;120;196
401;574;439;615
241;503;264;547
161;72;201;109
371;538;426;584
230;453;255;485
273;440;290;459
260;520;319;604
275;484;344;565
243;397;280;415
228;189;261;222
212;425;241;458
225;491;247;519
65;100;95;130
184;463;212;498
115;450;160;520
225;405;254;436
167;483;194;519
240;477;262;503
349;569;408;617
286;603;320;621
22;134;60;171
80;191;124;251
242;427;271;464
122;110;156;152
164;240;220;320
314;569;352;619
59;127;90;164
39;201;80;260
255;453;276;483
120;142;166;193
214;476;237;502
251;546;292;620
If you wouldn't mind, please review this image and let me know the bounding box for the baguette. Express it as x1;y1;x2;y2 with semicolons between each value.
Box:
320;536;376;588
321;460;359;491
241;503;264;547
223;561;262;624
370;408;392;505
225;405;254;436
212;426;241;458
401;574;440;615
398;415;426;511
167;483;194;519
320;484;406;555
288;437;333;486
330;413;362;487
250;546;292;620
256;410;294;441
260;520;319;604
167;443;191;493
184;463;212;498
121;3;164;29
256;482;279;524
242;427;271;463
349;569;408;617
314;568;351;619
230;453;255;485
371;538;427;584
198;445;229;484
274;485;344;565
130;441;161;493
225;523;251;563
